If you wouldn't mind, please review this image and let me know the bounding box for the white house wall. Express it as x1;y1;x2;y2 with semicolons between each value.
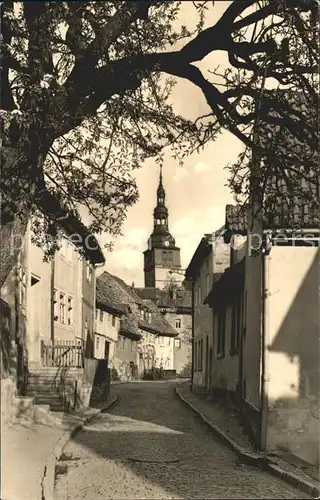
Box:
266;243;320;468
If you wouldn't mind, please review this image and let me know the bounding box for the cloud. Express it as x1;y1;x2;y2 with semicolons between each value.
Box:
193;161;212;174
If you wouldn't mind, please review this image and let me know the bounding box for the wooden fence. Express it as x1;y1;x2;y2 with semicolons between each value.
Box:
41;339;85;368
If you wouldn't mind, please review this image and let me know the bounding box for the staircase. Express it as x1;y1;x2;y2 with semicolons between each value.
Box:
27;366;84;413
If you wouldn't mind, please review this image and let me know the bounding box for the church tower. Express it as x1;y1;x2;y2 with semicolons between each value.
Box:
143;167;182;289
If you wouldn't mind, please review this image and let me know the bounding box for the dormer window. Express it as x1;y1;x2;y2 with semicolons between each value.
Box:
140;309;145;320
148;312;152;323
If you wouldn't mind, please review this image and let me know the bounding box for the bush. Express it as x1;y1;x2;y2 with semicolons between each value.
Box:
110;367;120;381
142;367;164;381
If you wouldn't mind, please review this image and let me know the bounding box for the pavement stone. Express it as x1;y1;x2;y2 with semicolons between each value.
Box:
55;381;311;499
1;392;118;500
177;383;320;498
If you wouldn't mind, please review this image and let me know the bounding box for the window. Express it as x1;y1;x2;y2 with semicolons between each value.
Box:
197;339;203;371
140;309;144;320
156;219;161;225
86;262;93;283
59;293;65;324
163;251;167;261
131;340;136;352
175;338;181;349
175;318;181;330
217;308;226;358
96;335;100;351
231;300;237;354
112;315;116;327
84;319;88;339
95;309;98;320
53;289;58;321
194;341;198;370
100;310;103;322
231;294;242;354
147;312;152;323
159;197;164;203
67;296;73;326
167;251;172;261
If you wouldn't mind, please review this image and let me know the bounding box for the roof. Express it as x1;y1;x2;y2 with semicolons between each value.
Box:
139;299;177;337
204;259;245;309
97;272;177;337
96;278;127;315
134;286;192;312
0;216;28;289
97;271;142;311
224;195;320;241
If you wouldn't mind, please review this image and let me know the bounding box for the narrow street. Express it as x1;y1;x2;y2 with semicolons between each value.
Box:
54;382;308;500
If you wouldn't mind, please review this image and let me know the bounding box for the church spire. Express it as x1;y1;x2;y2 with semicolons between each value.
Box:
157;165;165;206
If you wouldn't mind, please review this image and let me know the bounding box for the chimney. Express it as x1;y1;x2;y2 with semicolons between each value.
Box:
131;281;135;289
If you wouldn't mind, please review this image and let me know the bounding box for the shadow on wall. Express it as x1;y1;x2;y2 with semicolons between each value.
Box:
268;249;319;468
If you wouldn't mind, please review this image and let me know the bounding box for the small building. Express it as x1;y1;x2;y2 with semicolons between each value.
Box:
96;271;177;381
202;193;319;473
185;228;230;393
0;196;105;421
135;284;192;377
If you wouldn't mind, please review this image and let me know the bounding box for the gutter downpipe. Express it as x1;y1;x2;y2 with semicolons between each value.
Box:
260;232;271;451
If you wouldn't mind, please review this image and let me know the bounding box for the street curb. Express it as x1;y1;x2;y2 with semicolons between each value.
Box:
41;393;120;500
175;386;320;499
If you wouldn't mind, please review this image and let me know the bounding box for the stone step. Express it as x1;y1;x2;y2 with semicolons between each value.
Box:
28;374;79;383
29;368;83;374
34;394;63;404
14;396;35;420
33;404;65;424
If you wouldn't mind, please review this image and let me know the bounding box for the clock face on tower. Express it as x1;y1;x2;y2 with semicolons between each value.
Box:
164;240;170;247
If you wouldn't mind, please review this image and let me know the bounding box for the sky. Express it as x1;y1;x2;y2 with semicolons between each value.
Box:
96;2;247;286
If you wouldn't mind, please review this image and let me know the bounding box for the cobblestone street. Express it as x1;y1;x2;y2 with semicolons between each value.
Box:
54;382;310;499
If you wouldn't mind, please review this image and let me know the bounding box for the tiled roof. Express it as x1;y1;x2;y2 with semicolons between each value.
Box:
96;278;127;315
97;271;142;309
225;193;320;237
0;216;28;289
225;91;319;236
134;287;160;302
139;299;177;337
135;286;192;312
157;288;192;311
225;205;248;236
97;272;177;337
